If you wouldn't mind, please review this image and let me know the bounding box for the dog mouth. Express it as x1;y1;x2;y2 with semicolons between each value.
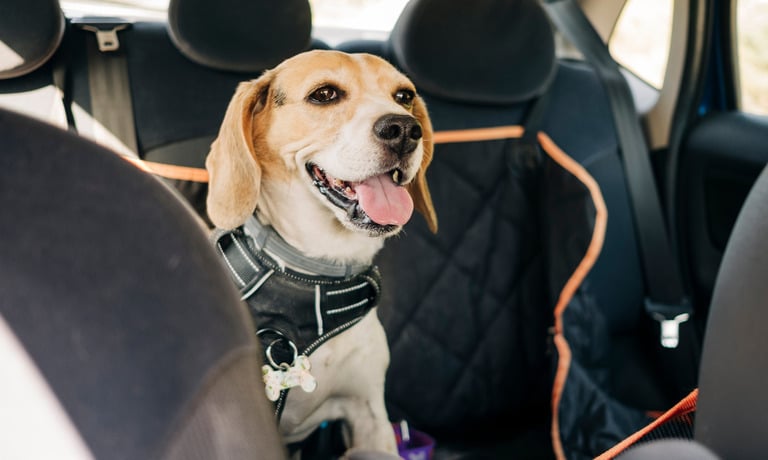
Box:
306;163;414;233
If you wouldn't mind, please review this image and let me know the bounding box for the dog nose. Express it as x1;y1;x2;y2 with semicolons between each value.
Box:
373;114;422;157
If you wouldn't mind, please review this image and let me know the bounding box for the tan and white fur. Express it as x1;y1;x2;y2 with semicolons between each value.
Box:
205;50;437;456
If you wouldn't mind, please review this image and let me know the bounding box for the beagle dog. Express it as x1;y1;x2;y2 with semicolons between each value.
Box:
206;50;437;456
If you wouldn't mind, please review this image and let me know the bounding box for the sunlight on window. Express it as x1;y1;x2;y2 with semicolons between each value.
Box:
737;0;768;116
61;0;167;20
609;0;673;89
309;0;409;31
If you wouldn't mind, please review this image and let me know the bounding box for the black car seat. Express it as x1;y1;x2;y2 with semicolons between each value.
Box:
694;164;768;458
64;0;328;225
338;0;697;458
0;0;68;128
600;165;768;459
0;108;286;459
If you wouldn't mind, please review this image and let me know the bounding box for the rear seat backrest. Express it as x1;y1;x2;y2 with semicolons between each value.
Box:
0;0;68;128
66;0;326;222
341;0;562;448
339;0;653;456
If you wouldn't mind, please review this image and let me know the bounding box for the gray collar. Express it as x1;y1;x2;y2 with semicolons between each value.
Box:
243;216;369;279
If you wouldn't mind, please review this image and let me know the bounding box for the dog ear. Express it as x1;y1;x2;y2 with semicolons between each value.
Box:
407;95;438;233
206;75;272;229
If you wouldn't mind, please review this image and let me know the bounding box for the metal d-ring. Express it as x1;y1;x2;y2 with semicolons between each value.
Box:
264;337;298;370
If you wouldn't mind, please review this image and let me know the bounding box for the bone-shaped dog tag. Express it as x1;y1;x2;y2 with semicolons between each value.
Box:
284;355;317;393
261;355;317;401
262;365;286;401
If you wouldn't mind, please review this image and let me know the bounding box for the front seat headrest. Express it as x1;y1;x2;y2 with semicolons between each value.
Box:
167;0;312;72
0;0;64;79
389;0;556;104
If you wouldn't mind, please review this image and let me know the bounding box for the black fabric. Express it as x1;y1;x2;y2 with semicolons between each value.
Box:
389;0;556;105
215;229;381;360
695;166;768;458
335;39;389;57
545;64;688;460
0;109;282;460
375;52;671;457
376;133;552;443
0;0;64;79
544;0;691;312
167;0;312;72
163;349;286;460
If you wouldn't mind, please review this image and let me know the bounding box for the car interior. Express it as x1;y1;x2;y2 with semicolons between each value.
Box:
1;0;767;459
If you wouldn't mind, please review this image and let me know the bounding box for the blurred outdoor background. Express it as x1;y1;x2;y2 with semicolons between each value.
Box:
60;0;768;116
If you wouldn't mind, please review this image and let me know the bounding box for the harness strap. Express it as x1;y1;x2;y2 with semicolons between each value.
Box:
214;229;274;298
214;227;379;336
213;227;382;420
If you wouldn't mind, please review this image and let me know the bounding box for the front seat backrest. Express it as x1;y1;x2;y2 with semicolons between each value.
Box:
0;109;285;460
695;165;768;459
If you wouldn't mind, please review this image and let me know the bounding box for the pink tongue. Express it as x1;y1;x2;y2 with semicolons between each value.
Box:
355;173;414;226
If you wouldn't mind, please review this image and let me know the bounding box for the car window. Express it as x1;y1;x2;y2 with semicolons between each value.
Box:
309;0;410;45
608;0;673;89
61;0;167;20
309;0;408;32
61;0;410;44
736;0;768;116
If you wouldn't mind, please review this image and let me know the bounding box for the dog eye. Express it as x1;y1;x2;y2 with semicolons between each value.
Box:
394;89;415;108
308;85;341;104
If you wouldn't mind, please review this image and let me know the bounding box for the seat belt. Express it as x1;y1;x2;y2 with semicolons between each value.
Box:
52;31;78;133
73;18;138;158
542;0;693;349
69;19;210;185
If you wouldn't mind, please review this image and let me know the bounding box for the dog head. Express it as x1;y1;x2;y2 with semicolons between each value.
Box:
206;50;437;260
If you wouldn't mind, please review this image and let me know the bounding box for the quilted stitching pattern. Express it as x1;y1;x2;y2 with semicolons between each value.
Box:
376;139;552;438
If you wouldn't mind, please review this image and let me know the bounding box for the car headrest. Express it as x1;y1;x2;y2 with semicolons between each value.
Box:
0;0;64;79
167;0;313;72
389;0;556;104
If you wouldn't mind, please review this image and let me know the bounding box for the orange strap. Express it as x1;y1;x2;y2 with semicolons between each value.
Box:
537;132;608;460
122;156;209;183
594;389;699;460
121;125;526;183
432;126;524;144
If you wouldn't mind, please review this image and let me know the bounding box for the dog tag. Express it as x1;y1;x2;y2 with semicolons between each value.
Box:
284;355;317;393
261;355;317;401
262;365;286;401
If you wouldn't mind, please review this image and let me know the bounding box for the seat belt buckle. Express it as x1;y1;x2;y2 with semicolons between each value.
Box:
645;298;691;349
74;19;132;52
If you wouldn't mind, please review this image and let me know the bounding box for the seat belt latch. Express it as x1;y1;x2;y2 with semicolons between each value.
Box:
645;299;692;349
75;20;131;52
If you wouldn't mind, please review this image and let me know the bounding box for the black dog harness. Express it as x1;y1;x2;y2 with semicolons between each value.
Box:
213;217;381;418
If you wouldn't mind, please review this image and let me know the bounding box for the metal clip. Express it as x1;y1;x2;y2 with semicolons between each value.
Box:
651;312;690;349
79;24;130;52
645;298;692;349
